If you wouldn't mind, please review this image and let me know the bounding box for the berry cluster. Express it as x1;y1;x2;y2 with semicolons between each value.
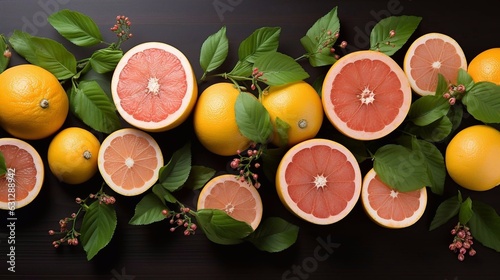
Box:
442;84;466;105
230;144;263;189
162;206;197;236
110;15;132;45
449;223;476;261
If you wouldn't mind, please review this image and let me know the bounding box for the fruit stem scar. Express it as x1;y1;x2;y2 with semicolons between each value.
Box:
298;119;308;129
40;98;49;109
147;77;160;94
83;150;92;160
357;87;375;105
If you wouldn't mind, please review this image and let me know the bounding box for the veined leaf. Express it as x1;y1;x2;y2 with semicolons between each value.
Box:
235;92;273;144
246;217;299;253
89;48;123;74
429;194;461;231
9;30;40;65
413;138;445;195
0;152;6;177
370;15;422;56
462;81;500;123
459;197;473;225
200;26;228;74
238;27;280;63
196;209;253;245
254;52;309;86
469;200;500;252
152;184;177;204
158;142;192;192
407;94;450;126
0;35;9;73
184;165;216;190
80;200;117;260
129;193;167;225
48;9;103;47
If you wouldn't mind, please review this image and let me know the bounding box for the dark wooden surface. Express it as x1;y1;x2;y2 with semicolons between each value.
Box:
1;0;500;279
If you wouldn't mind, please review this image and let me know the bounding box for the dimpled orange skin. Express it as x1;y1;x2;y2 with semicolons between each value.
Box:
445;125;500;191
468;48;500;85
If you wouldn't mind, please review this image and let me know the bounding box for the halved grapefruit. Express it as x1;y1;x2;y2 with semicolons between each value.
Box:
275;138;362;225
0;138;44;210
197;174;263;230
111;41;198;132
403;32;467;96
97;128;164;196
361;168;427;228
322;50;412;141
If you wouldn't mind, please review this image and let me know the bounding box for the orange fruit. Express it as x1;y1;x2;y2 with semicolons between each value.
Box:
197;174;263;230
322;50;412;141
275;138;362;225
97;128;164;196
0;64;69;140
261;81;323;147
403;32;467;96
361;168;427;228
193;83;253;156
445;124;500;191
47;127;101;185
111;42;198;132
0;138;44;210
467;48;500;85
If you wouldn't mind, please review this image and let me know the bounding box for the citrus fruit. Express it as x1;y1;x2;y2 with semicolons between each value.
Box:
0;64;69;140
275;138;362;225
322;50;412;141
261;81;324;147
97;128;164;196
467;48;500;85
403;32;467;96
0;138;44;210
193;83;253;156
47;127;101;185
445;124;500;191
197;174;263;230
111;41;198;132
361;168;427;229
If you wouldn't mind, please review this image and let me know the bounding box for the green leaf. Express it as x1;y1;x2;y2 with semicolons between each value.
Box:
462;81;500;123
235;92;273;143
447;102;464;134
469;200;500;252
373;144;430;192
0;152;6;177
414;138;445;195
261;145;287;184
274;117;290;147
456;68;474;89
80;69;112;99
184;165;216;190
195;209;253;245
407;94;450;126
435;74;450;96
459;197;473;225
9;30;76;79
405;115;453;143
254;52;309;86
129;193;167;225
0;35;9;73
80;200;117;261
200;26;228;74
89;48;123;74
370;15;422;56
48;9;103;47
300;6;340;67
238;27;280;63
228;60;253;77
70;81;122;133
152;184;177;204
246;217;299;253
429;194;461;231
158;142;192;192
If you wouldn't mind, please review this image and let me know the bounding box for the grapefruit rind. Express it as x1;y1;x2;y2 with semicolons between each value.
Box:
0;138;44;210
111;41;198;132
322;50;412;141
361;168;427;229
97;128;164;196
275;138;362;225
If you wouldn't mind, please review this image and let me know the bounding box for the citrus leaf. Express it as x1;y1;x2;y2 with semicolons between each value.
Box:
429;194;461;231
414;138;445;195
200;26;228;74
80;200;117;261
0;35;9;73
129;193;167;225
447;102;464;134
274;117;290;147
469;200;500;252
235;92;273;144
158;142;192;192
300;6;339;67
462;81;500;123
254;52;309;86
370;15;422;56
0;152;6;177
407;94;450;126
459;197;473;225
405;115;453;143
246;217;299;253
48;9;103;47
89;48;123;74
228;60;253;77
70;81;122;134
195;209;253;245
238;26;280;63
185;165;216;190
435;73;449;96
8;30;40;65
456;68;474;89
152;184;177;204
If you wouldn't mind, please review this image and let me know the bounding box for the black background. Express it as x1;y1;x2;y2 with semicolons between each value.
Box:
1;0;500;279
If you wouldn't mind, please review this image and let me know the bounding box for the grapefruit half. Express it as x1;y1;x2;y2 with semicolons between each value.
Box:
0;138;44;210
276;138;362;225
322;50;412;141
97;128;164;196
111;42;198;132
361;168;427;228
197;174;263;230
403;32;467;96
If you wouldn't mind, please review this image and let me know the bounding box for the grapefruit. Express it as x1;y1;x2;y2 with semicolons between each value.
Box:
275;138;362;225
467;47;500;85
111;42;198;132
0;138;44;210
197;174;263;230
322;50;412;141
403;32;467;96
97;128;164;196
361;168;427;228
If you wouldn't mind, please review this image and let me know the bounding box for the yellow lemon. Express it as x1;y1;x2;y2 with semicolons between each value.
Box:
467;48;500;85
